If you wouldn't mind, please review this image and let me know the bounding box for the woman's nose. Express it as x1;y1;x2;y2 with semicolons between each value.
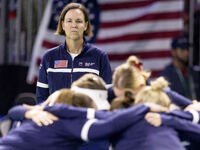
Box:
71;21;77;27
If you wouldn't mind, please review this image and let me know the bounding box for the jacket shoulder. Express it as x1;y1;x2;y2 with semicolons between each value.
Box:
43;44;64;57
86;43;107;55
160;63;175;75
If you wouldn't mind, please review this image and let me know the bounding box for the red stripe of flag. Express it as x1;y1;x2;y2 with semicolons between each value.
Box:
151;70;162;78
96;31;182;43
101;12;182;28
108;50;171;61
100;0;180;11
42;40;60;49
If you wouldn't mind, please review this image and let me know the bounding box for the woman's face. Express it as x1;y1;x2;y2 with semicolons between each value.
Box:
62;9;88;41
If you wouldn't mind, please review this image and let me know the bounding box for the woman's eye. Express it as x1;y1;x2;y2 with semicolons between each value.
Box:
76;20;82;23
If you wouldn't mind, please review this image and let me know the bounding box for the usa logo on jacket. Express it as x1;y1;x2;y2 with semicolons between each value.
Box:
79;62;95;67
54;60;68;68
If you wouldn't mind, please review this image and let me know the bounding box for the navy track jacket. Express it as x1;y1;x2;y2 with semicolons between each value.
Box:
36;42;112;103
1;104;149;150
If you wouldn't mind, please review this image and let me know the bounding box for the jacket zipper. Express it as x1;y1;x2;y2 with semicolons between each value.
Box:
71;58;74;86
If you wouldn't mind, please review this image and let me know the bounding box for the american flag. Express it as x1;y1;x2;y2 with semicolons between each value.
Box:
27;0;184;84
54;60;68;68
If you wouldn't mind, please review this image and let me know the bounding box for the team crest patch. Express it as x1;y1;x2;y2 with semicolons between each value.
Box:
54;60;68;68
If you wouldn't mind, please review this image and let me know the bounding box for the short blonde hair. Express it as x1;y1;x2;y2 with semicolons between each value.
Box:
71;74;106;90
55;3;93;37
135;77;171;107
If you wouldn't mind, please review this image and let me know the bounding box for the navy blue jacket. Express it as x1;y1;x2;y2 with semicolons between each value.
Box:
0;104;149;150
111;119;185;150
7;104;200;150
162;110;200;149
36;42;112;103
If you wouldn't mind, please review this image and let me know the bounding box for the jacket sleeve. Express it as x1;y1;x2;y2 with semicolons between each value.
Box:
82;104;149;141
99;51;112;84
36;54;49;104
8;105;29;121
165;110;200;122
8;104;88;121
95;110;113;119
44;104;88;119
61;118;89;139
45;104;112;120
161;113;200;141
164;88;192;108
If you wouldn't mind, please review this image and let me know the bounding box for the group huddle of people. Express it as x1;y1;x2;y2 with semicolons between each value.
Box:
0;2;200;150
1;56;200;150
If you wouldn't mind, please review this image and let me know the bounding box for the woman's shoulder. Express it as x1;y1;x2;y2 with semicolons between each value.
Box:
43;44;65;57
86;43;107;55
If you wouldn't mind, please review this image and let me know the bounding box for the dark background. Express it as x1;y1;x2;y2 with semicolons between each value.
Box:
0;65;36;115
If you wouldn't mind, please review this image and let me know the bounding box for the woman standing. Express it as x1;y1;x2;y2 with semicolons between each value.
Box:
37;3;112;104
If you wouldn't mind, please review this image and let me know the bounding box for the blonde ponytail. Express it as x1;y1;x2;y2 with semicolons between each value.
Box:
126;55;151;80
126;56;139;66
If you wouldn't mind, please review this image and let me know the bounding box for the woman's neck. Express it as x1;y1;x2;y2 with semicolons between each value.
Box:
66;38;84;54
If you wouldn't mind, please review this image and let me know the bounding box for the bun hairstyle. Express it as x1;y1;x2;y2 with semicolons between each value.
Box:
135;77;171;107
150;76;169;91
126;56;151;80
126;56;140;67
110;89;135;110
